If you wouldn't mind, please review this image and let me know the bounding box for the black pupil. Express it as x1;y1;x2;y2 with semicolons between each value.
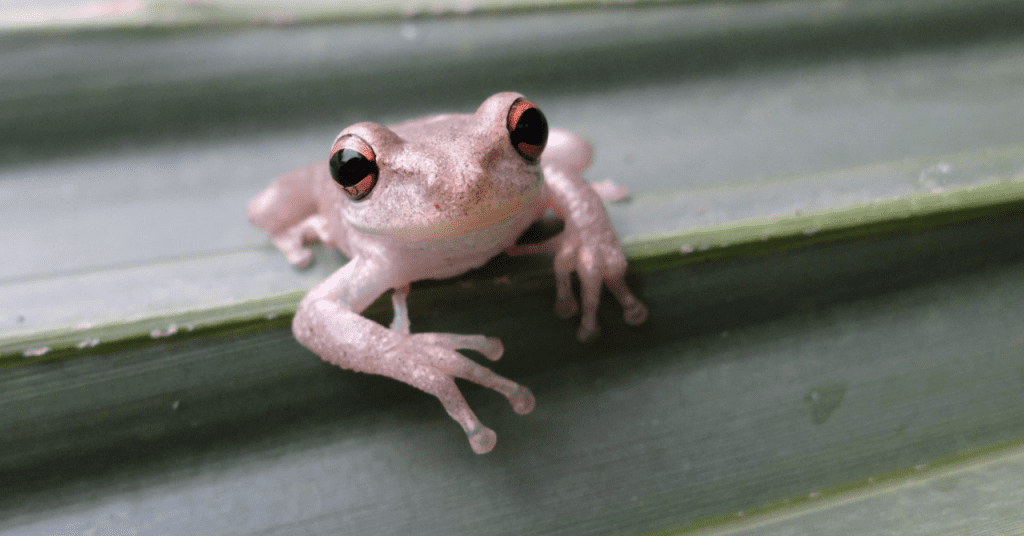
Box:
330;148;375;187
511;107;549;150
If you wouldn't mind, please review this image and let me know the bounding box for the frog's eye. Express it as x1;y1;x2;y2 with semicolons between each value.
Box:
329;135;378;201
506;98;548;162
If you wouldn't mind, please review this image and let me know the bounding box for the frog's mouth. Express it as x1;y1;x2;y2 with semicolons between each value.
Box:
351;183;543;242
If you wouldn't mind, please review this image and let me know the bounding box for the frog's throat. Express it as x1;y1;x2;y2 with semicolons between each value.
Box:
351;189;541;242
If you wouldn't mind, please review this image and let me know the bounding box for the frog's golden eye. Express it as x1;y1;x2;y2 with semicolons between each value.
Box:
506;98;548;162
329;134;378;201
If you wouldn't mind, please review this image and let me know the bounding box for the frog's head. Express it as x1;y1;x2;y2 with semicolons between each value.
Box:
328;92;548;242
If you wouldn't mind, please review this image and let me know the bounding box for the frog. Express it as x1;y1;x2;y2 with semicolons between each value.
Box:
247;92;648;454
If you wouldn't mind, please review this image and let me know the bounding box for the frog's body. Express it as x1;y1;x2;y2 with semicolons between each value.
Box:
248;92;646;453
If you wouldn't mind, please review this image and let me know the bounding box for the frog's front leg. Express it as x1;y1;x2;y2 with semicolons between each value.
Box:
294;256;534;454
509;128;648;341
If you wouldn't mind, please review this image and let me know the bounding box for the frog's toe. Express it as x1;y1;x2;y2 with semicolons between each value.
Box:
607;278;648;326
287;248;313;268
509;385;536;415
552;263;579;319
417;333;503;361
454;335;503;361
271;234;312;268
479;337;503;361
623;301;648;326
576;320;600;343
468;426;498;454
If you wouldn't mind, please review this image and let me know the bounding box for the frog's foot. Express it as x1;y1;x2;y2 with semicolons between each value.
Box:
507;230;647;341
439;379;531;454
408;333;532;413
270;215;332;268
415;333;504;361
394;333;533;453
552;235;648;342
506;237;582;322
271;233;313;268
412;369;529;454
566;269;648;341
400;364;496;454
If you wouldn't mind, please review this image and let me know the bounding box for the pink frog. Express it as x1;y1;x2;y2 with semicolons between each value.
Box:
248;92;647;453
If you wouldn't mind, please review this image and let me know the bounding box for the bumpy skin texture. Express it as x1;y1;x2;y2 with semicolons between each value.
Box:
248;92;647;454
